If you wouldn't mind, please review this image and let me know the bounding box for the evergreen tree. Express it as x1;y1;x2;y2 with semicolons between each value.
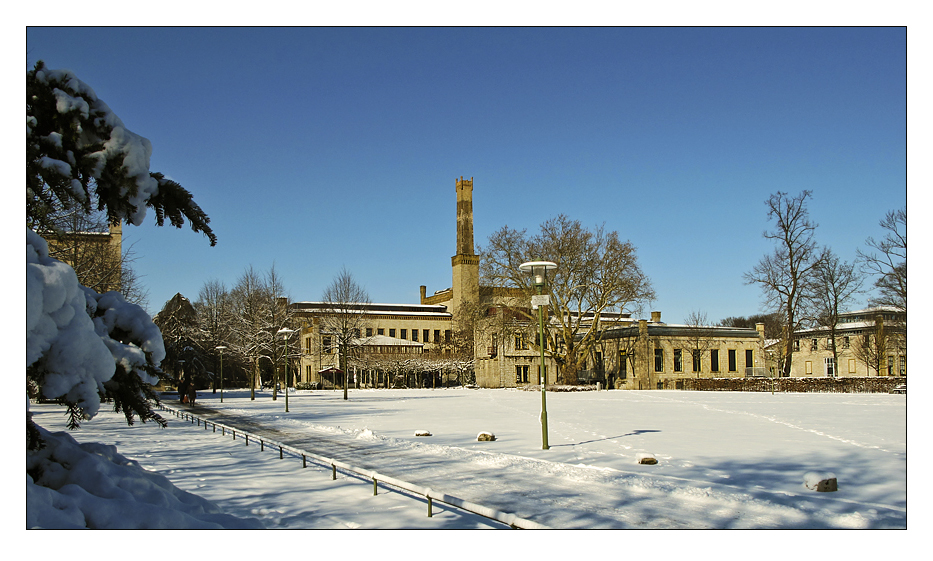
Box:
27;62;216;447
27;61;216;245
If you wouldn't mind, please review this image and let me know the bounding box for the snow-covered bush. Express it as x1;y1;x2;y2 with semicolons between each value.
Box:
27;229;167;437
26;426;263;529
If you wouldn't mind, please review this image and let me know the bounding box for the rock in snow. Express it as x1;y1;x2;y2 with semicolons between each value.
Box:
804;471;838;492
636;453;658;465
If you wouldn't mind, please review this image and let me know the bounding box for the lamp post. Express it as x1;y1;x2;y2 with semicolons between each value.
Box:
215;346;227;403
519;260;558;450
277;328;295;413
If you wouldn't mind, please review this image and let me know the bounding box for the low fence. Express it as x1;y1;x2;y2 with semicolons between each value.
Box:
157;404;548;529
678;376;907;393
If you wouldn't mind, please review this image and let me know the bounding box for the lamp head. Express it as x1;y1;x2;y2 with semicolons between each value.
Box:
519;261;558;287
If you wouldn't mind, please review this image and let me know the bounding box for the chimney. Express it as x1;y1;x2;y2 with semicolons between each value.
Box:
755;322;765;337
651;311;661;323
420;285;427;304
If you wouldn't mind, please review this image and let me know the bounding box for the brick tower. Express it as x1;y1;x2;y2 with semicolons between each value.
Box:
451;176;479;318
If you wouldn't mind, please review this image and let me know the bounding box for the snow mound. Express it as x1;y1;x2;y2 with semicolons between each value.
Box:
414;430;432;437
26;427;264;529
356;428;379;441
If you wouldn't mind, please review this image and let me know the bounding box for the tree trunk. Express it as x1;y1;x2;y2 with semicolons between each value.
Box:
562;361;579;385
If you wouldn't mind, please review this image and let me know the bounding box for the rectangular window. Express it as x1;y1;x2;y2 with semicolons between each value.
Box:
710;349;719;372
794;339;800;352
378;328;385;336
825;357;835;377
654;348;663;372
434;330;441;344
515;335;528;350
411;329;418;342
673;349;683;372
400;329;407;340
745;349;754;370
619;350;628;379
811;339;818;351
848;358;857;374
728;349;737;372
516;365;529;384
389;329;396;338
805;361;813;375
322;336;332;353
887;355;895;376
423;329;430;343
366;328;373;337
692;350;701;373
305;337;312;352
445;330;452;343
843;336;850;349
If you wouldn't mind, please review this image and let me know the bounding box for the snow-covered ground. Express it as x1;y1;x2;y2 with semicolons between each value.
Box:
30;386;906;534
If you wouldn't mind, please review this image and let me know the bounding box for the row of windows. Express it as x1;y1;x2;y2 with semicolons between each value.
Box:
309;329;453;354
795;337;853;352
364;327;451;343
653;348;755;373
491;333;548;352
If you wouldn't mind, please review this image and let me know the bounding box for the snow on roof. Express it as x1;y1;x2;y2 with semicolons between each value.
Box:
292;301;451;318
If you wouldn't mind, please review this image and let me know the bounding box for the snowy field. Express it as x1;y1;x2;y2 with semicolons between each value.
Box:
30;386;906;535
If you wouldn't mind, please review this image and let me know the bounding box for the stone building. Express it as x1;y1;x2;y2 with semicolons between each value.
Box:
288;175;798;390
292;301;454;388
773;306;907;378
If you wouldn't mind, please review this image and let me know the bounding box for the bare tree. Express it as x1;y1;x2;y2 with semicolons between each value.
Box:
194;279;240;390
265;264;295;400
480;214;655;385
719;313;782;340
806;250;864;374
44;207;148;306
228;266;271;400
853;324;888;376
320;267;372;400
682;310;717;378
858;208;906;312
744;191;825;378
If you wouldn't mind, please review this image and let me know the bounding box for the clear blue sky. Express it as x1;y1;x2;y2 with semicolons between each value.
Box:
26;27;907;323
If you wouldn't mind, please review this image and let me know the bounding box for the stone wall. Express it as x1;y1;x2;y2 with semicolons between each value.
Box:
679;376;906;393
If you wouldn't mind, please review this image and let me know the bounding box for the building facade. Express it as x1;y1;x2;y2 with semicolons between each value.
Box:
290;176;899;390
773;307;907;378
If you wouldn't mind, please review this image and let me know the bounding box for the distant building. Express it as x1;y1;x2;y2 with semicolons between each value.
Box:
290;177;899;390
772;307;907;378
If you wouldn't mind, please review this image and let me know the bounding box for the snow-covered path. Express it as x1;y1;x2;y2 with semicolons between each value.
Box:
162;388;906;529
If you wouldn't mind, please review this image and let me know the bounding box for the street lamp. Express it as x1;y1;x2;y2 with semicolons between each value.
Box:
215;346;227;403
277;328;295;413
519;260;558;450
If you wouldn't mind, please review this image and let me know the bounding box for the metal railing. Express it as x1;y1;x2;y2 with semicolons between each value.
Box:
158;404;549;529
